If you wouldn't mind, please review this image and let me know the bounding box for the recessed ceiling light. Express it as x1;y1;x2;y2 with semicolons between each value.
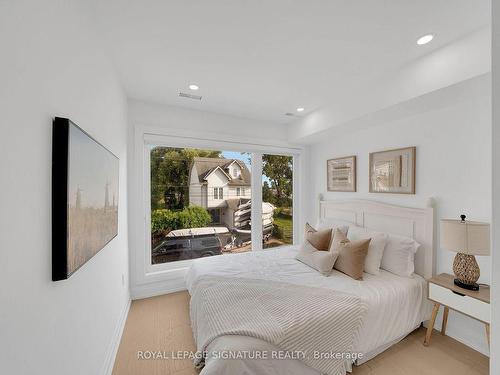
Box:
296;107;305;112
189;84;199;91
417;34;434;45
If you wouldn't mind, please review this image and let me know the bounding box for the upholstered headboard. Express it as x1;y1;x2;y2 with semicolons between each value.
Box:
319;199;435;279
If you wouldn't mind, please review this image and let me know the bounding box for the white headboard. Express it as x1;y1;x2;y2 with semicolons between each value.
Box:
319;199;435;279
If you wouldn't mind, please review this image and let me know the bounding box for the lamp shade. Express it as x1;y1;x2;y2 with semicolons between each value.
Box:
440;219;490;256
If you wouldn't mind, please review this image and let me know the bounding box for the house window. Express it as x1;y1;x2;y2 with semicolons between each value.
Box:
147;142;298;269
214;187;223;199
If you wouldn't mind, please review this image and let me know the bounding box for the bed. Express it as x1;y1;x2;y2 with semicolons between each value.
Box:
185;199;435;375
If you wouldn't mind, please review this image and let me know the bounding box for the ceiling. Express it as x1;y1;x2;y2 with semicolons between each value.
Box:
88;0;490;124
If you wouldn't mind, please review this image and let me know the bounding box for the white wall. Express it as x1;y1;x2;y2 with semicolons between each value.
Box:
129;99;290;142
0;1;129;374
492;1;499;372
306;75;491;355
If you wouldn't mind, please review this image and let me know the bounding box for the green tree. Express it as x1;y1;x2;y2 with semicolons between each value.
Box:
150;147;221;210
262;155;293;207
262;181;273;204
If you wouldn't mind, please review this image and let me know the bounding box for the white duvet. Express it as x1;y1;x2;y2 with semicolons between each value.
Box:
185;245;430;375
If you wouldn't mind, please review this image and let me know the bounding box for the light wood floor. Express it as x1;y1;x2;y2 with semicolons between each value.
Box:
113;291;489;375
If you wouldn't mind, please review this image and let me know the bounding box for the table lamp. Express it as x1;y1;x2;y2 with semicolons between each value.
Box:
440;215;490;291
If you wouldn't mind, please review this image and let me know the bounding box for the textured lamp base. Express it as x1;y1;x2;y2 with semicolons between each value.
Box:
453;252;480;291
453;278;479;291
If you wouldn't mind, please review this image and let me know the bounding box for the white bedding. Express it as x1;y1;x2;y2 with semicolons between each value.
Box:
185;245;431;375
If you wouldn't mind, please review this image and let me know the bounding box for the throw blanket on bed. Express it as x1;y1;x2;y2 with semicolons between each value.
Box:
190;276;367;375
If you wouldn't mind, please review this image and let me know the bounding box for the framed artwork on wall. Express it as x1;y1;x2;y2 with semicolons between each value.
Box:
369;146;416;194
52;117;119;281
327;155;356;192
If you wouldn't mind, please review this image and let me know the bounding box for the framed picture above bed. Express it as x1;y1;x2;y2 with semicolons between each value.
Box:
369;146;415;194
327;155;356;192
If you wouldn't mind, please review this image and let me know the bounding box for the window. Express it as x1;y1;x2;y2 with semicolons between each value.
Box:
144;135;301;272
233;168;238;178
149;147;253;264
213;187;223;200
262;154;293;249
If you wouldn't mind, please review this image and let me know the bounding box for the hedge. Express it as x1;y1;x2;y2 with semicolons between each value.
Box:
151;205;212;234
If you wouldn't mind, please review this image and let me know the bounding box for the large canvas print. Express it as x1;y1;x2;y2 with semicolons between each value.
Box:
52;117;119;281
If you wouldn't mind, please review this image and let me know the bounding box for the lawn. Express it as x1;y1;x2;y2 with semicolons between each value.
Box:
273;213;293;244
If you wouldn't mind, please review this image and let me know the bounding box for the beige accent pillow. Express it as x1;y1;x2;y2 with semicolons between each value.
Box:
332;229;371;280
295;241;339;275
347;226;388;276
305;223;332;251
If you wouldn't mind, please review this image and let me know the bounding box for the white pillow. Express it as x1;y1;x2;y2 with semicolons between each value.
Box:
316;218;349;236
347;226;388;275
380;234;420;277
295;241;339;275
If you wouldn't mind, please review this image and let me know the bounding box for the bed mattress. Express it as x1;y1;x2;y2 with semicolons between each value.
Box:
185;245;430;375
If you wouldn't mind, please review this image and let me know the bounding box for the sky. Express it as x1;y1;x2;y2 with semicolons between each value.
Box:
222;151;251;167
68;125;119;208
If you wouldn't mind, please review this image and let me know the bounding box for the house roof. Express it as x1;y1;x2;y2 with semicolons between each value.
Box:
191;157;251;186
202;165;232;181
226;198;251;210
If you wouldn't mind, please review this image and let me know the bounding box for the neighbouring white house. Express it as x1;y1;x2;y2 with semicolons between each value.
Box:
188;157;251;226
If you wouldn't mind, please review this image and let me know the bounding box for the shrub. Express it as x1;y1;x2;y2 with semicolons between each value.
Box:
151;205;212;235
151;209;178;234
273;224;285;240
177;206;212;229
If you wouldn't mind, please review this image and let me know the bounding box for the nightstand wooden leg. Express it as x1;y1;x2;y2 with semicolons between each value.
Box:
486;323;490;348
424;303;440;346
441;306;449;335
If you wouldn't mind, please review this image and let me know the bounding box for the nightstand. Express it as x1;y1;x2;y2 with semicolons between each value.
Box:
423;273;490;347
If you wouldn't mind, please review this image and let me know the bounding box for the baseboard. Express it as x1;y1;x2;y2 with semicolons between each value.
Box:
101;297;132;375
131;278;187;300
425;316;490;357
444;329;490;357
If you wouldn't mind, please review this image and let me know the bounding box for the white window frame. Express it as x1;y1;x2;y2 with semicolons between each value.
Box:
133;129;304;291
213;187;223;200
236;187;241;196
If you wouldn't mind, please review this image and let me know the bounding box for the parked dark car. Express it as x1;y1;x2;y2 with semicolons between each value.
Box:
152;234;223;264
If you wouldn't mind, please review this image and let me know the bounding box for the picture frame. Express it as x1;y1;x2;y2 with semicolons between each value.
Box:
52;117;119;281
369;146;416;194
327;155;356;192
